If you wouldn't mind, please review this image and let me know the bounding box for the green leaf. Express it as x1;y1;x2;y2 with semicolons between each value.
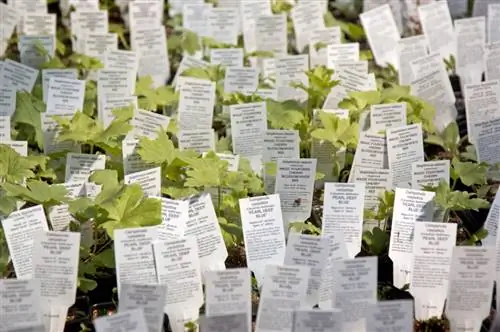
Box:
1;180;68;207
362;227;389;255
12;92;45;148
98;184;162;238
135;77;178;110
78;277;98;293
424;135;446;149
452;159;488;186
94;248;115;268
0;144;36;183
219;217;243;246
182;30;202;55
185;157;229;188
266;99;305;129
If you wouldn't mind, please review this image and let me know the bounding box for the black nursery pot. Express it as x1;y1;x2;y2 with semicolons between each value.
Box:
65;296;91;332
85;272;117;305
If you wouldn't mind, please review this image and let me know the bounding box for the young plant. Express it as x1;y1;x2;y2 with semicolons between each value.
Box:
362;190;395;256
290;65;339;119
311;111;359;180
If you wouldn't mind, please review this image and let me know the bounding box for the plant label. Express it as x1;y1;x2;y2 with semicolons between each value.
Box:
318;232;349;308
0;115;10;141
473;117;500;180
33;231;80;306
81;33;118;67
370;103;407;133
185;193;228;273
153;237;203;313
129;0;163;30
178;129;215;153
183;3;212;38
122;138;149;175
482;190;500;247
224;67;259;95
255;88;278;100
200;313;249;332
366;300;413;332
389;188;435;288
210;48;244;68
18;35;54;69
158;197;189;241
446;247;496;332
485;42;500;82
99;95;137;128
397;35;428;85
0;279;42;330
332;256;377;331
255;265;310;332
94;308;148;332
207;7;240;46
254;14;288;57
131;27;170;88
410;69;456;131
410;222;456;320
241;0;272;53
275;55;309;102
21;13;56;36
230;101;267;157
333;60;369;74
104;49;138;89
418;1;455;60
309;27;342;68
275;158;316;228
349;166;392;212
131;108;170;139
1;140;28;156
291;310;342;332
0;59;39;93
263;129;300;193
2;205;49;279
386;123;424;188
353;132;388;169
71;10;108;52
48;181;86;231
488;4;500;43
360;4;400;69
205;268;252;331
464;81;500;144
182;2;213;37
114;227;158;293
97;69;134;102
46;77;86;115
41;112;81;154
411;160;450;189
124;167;161;197
177;76;216;130
0;87;15;117
41;69;78;104
324;69;373;109
118;283;166;332
455;17;485;84
290;1;324;53
171;55;209;87
65;153;106;183
284;234;329;307
322;182;365;257
327;43;360;68
239;194;286;286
